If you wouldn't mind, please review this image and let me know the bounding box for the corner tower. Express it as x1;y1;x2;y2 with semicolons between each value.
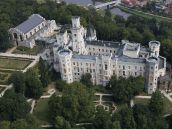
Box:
149;41;160;57
145;56;159;94
58;49;73;83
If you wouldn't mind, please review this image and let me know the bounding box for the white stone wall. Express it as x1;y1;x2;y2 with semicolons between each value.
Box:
87;45;117;56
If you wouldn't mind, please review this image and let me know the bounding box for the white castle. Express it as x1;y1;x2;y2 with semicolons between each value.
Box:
53;16;166;94
8;14;166;94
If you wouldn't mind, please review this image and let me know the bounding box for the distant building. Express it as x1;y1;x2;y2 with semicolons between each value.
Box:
9;14;58;48
52;16;166;94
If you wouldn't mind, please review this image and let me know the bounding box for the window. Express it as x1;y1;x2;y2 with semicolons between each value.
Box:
102;49;104;52
128;66;130;69
135;72;137;76
20;35;23;41
73;62;75;65
64;69;66;73
99;64;101;67
110;50;112;53
123;66;125;70
105;64;108;70
123;71;125;76
135;66;137;69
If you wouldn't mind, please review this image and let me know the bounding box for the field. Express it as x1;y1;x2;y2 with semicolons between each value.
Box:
0;56;32;70
33;98;51;125
13;46;44;55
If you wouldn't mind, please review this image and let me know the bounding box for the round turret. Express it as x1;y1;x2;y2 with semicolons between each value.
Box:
58;49;73;83
145;56;159;94
149;41;160;57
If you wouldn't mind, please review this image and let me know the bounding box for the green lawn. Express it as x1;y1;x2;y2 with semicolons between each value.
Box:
0;57;32;70
163;97;172;114
0;72;11;85
118;6;172;23
13;45;44;55
33;98;51;125
133;96;172;114
134;98;150;106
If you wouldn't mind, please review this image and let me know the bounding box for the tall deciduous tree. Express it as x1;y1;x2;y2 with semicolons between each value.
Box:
0;91;30;121
9;72;25;94
93;107;112;129
149;91;164;115
80;73;93;87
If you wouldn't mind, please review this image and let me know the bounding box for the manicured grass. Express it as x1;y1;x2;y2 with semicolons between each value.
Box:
33;98;51;125
163;97;172;114
102;96;114;101
0;57;32;70
13;45;44;55
134;98;150;106
118;6;172;23
134;96;172;114
0;72;11;85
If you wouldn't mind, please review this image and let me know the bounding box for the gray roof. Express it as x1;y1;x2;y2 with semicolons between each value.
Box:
86;40;121;48
117;55;146;64
72;54;96;61
15;14;45;34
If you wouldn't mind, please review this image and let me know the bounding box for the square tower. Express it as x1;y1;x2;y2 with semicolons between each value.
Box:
72;16;80;28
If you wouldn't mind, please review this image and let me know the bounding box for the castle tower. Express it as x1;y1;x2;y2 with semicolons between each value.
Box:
145;56;159;94
58;49;73;83
71;16;87;55
149;41;160;57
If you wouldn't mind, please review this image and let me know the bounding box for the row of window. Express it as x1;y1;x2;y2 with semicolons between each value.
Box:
88;47;115;54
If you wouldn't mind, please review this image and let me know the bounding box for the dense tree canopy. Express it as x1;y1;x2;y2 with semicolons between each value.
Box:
9;69;43;99
149;91;164;116
108;76;144;103
0;91;30;121
80;73;93;88
49;82;94;125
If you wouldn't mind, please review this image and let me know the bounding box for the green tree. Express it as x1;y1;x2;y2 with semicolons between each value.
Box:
133;104;150;129
38;58;50;87
119;107;136;129
80;73;93;87
25;69;43;99
55;80;67;92
149;91;164;115
9;72;25;94
93;107;112;129
112;121;121;129
55;116;71;129
49;82;94;124
10;119;28;129
0;91;30;121
0;121;10;129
